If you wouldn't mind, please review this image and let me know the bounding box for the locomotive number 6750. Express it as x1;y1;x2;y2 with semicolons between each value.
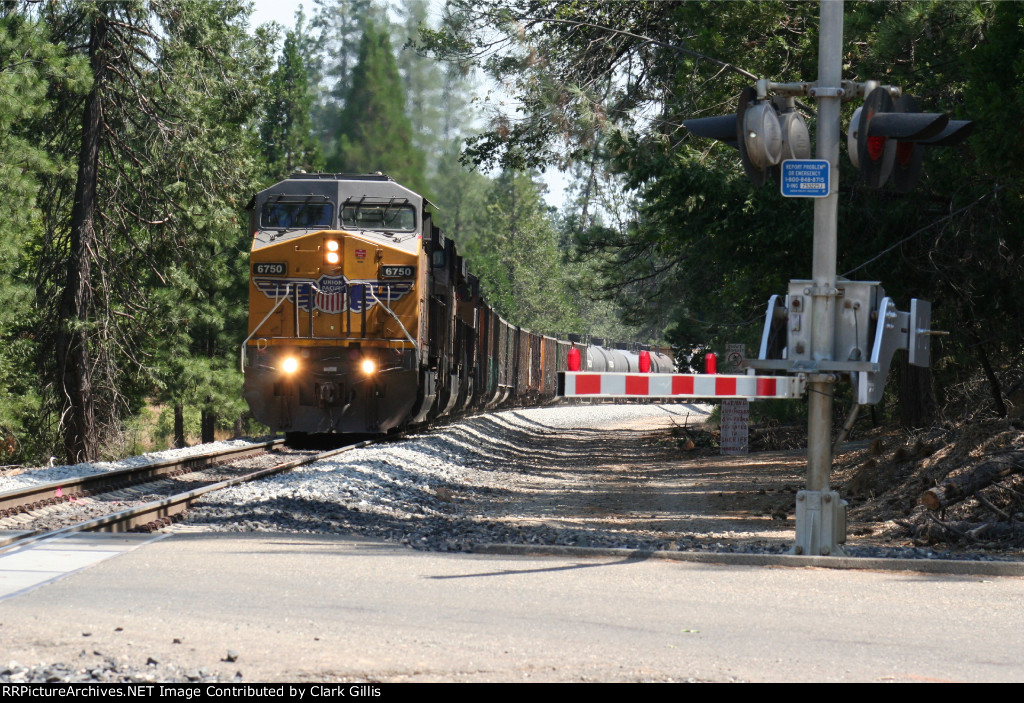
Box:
381;265;415;279
253;262;287;276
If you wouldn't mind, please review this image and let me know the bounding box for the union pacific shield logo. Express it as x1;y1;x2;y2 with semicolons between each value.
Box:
315;275;345;313
254;277;413;313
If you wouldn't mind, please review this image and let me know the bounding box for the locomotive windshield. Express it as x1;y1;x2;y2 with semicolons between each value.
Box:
260;200;334;230
341;202;416;232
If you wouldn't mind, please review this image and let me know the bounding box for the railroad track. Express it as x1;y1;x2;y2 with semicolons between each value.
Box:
0;438;379;553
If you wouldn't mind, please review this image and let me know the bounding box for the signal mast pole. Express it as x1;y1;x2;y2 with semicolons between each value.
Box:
679;0;966;556
798;0;844;555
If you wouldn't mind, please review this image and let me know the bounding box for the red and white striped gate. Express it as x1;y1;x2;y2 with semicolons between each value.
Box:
558;372;805;399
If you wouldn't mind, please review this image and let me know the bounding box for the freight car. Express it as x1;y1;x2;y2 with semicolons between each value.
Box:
240;173;672;440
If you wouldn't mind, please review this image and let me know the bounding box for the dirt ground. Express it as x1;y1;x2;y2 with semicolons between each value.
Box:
454;408;813;550
463;405;1024;557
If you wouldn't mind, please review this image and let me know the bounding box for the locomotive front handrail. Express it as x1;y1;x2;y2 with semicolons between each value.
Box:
367;284;419;365
241;283;291;372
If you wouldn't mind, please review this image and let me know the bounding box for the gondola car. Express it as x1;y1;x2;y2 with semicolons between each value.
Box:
240;173;672;439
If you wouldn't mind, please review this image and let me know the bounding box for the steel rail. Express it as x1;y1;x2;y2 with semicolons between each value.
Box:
0;439;284;516
0;438;378;554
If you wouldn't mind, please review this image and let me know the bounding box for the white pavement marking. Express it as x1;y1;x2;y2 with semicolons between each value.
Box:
0;532;168;602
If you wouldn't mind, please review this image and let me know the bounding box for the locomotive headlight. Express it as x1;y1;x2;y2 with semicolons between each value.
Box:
325;239;340;265
281;356;299;374
361;358;376;375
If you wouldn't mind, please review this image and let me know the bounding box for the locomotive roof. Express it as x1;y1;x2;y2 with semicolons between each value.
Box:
247;173;427;211
248;173;428;254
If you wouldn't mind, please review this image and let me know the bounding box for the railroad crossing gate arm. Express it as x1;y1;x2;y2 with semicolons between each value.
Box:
557;372;805;399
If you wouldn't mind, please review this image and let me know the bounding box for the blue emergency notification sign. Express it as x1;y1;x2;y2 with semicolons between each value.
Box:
780;159;830;198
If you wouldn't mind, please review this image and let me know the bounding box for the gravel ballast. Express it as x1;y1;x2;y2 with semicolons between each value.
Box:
0;439;272;493
185;404;704;550
180;403;1017;563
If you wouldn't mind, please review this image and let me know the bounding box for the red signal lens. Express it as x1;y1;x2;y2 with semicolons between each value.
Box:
867;135;887;161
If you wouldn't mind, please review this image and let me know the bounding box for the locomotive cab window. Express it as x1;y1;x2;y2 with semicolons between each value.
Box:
341;202;416;232
261;201;334;230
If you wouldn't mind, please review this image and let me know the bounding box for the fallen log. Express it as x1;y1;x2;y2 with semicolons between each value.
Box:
920;452;1024;511
910;517;1021;545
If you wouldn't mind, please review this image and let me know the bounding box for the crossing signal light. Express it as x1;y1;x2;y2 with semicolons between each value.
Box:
737;87;782;186
848;87;973;191
775;99;812;163
683;87;810;187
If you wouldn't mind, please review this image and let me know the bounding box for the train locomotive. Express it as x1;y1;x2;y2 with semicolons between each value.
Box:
241;173;672;439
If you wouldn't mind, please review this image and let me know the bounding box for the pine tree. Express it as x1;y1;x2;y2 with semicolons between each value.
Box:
262;28;322;180
31;1;273;460
0;11;79;461
308;0;373;156
431;140;492;245
395;0;445;164
146;1;274;446
461;171;581;336
328;18;426;193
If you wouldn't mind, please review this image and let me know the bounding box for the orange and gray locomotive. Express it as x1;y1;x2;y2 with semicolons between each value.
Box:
241;173;671;439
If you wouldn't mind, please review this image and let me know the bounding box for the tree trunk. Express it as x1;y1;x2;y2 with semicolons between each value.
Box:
974;334;1007;417
897;354;936;429
201;406;216;444
200;323;217;444
173;404;185;449
56;14;108;463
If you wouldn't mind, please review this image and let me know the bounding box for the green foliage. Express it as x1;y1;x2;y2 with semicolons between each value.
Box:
306;0;374;142
141;0;274;440
750;398;808;426
154;404;200;448
962;2;1024;181
834;2;1024;414
456;170;582;335
262;28;323;180
395;0;449;159
6;0;276;461
423;0;1024;417
0;12;85;460
328;17;427;194
430;141;493;242
0;1;504;461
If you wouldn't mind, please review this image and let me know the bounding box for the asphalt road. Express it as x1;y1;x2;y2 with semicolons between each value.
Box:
0;531;1021;682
